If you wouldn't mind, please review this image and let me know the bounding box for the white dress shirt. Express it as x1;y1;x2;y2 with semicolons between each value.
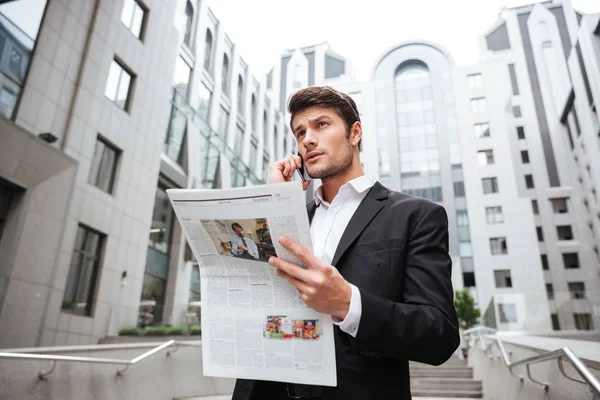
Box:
230;235;260;259
311;174;374;338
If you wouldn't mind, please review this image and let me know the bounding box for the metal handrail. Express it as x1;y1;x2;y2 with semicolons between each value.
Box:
464;325;600;395
0;339;201;379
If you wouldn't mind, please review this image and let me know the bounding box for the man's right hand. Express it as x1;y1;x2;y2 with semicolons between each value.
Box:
269;154;311;190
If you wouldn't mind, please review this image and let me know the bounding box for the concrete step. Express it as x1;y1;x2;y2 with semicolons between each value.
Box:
411;389;483;398
410;369;474;378
411;378;482;391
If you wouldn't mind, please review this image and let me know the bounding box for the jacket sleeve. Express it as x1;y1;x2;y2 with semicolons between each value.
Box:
351;204;460;365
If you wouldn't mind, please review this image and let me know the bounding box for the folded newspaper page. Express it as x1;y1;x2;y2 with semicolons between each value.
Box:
167;182;337;387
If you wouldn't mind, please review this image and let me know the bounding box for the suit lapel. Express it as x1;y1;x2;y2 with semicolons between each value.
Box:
331;182;389;267
307;200;317;224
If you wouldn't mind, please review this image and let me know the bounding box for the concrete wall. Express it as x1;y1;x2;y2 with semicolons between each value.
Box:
0;342;235;400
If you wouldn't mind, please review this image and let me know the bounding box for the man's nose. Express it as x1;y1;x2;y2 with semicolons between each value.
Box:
302;129;318;147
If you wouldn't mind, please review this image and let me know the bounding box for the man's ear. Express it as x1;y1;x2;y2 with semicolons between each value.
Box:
350;121;362;148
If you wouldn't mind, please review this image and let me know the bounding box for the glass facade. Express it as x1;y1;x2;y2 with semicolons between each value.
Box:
394;62;442;202
0;0;47;119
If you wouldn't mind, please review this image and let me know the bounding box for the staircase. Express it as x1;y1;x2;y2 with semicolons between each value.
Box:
410;357;483;399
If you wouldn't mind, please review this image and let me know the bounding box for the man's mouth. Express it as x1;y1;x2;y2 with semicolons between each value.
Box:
305;152;323;163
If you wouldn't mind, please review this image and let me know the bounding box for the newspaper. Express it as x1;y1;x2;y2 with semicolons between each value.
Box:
167;182;337;387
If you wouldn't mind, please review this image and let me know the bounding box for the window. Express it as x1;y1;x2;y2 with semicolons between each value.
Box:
572;108;581;136
88;137;119;193
551;314;560;330
563;114;574;149
474;123;490;138
478;149;494;166
551;198;568;213
263;111;268;146
274;126;279;157
498;303;517;323
249;136;258;169
482;177;498;194
0;184;16;249
0;87;17;119
513;106;522;118
467;73;482;88
486;206;503;224
459;242;472;257
568;282;586;299
197;83;211;118
536;226;544;242
515;127;526;141
173;56;191;96
62;225;105;316
546;283;554;300
148;186;175;254
563;253;580;269
470;98;486;113
557;225;573;241
490;237;508;255
221;54;230;95
120;0;147;39
521;150;530;163
453;181;465;197
532;200;539;215
525;174;534;189
494;269;512;288
204;29;213;71
574;313;593;330
218;105;229;137
104;59;134;111
508;63;519;95
463;272;476;287
183;0;194;47
234;124;244;155
541;254;549;270
237;76;244;112
456;210;469;226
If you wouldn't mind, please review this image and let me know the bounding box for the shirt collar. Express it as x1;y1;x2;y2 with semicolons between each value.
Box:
313;175;375;206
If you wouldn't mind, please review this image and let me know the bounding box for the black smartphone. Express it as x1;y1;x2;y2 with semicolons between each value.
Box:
296;153;306;182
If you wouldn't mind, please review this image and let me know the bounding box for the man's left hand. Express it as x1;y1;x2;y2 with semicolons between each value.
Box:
269;236;352;319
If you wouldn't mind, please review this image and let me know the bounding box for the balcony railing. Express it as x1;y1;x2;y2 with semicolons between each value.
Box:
164;88;263;188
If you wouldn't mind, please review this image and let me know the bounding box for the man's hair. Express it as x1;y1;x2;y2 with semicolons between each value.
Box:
287;86;361;150
231;222;243;231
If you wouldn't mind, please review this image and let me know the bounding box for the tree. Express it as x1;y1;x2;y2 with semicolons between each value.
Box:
454;288;481;330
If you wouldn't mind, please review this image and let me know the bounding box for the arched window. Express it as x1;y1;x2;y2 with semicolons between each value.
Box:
393;61;442;202
203;29;213;71
221;54;229;95
183;1;194;46
237;76;244;111
251;94;257;130
263;111;268;145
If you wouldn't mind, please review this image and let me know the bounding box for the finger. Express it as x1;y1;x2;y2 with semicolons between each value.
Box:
277;269;312;294
302;180;311;191
269;256;311;282
293;155;302;169
277;236;316;267
286;157;296;180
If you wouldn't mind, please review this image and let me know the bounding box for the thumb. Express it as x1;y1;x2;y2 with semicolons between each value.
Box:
302;180;311;191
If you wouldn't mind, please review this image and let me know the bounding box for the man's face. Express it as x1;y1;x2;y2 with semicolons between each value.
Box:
233;226;244;237
292;106;355;180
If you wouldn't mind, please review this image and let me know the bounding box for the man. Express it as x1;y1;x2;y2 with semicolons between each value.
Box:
229;222;260;260
232;86;459;399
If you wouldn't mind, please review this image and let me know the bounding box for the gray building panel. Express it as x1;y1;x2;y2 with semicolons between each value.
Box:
518;12;561;187
305;51;315;85
486;23;511;51
325;55;345;79
549;6;572;60
279;56;291;110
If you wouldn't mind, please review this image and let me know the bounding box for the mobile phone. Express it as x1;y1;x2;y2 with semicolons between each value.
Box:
296;153;306;182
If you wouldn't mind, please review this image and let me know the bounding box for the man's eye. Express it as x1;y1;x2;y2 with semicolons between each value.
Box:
297;131;305;137
318;121;328;127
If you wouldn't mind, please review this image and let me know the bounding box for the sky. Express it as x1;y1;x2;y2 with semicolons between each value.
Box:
206;0;599;82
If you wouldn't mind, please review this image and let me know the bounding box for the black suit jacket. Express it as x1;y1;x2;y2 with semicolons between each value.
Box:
233;182;459;400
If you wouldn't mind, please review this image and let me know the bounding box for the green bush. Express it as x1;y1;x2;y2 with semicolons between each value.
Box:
119;327;141;336
190;325;202;335
144;326;168;336
166;325;186;335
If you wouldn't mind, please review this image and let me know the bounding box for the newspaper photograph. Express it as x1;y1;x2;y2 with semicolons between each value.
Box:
166;182;337;387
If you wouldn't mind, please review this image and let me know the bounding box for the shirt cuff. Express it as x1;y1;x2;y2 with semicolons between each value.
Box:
331;284;362;338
